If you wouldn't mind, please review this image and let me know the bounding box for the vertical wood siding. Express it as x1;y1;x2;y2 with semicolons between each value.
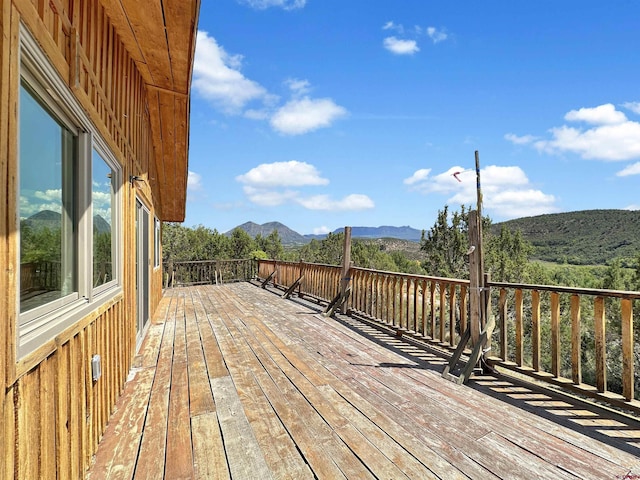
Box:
1;1;167;478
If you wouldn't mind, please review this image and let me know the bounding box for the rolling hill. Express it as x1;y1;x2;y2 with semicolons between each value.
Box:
493;209;640;265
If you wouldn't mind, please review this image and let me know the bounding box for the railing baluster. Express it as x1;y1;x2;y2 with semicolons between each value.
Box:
515;289;523;367
532;290;540;372
570;294;581;385
551;292;560;378
594;296;606;393
449;283;456;346
439;282;446;344
621;298;634;401
499;288;507;361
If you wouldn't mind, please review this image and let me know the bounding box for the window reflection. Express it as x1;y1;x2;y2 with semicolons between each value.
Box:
93;150;114;288
19;82;77;312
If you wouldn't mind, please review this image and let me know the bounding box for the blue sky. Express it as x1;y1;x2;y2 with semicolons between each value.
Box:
185;0;640;235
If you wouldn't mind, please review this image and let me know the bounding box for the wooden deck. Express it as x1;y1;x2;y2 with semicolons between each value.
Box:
87;283;640;479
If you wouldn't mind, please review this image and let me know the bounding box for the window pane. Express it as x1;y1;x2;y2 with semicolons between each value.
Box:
19;82;77;312
93;150;114;287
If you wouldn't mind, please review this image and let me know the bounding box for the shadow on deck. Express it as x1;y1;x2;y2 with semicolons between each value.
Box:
87;283;640;479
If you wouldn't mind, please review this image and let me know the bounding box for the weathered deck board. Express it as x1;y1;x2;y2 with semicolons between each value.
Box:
88;283;640;479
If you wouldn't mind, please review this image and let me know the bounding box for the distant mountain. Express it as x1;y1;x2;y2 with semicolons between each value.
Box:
227;221;308;244
93;215;111;235
494;209;640;265
23;210;61;231
332;225;422;242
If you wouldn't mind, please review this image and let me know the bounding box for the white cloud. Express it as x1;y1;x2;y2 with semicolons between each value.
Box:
622;102;640;115
237;0;306;10
188;171;203;191
297;194;375;211
624;204;640;211
313;225;332;235
270;97;347;135
193;31;271;114
427;27;447;43
513;103;640;161
616;162;640;177
383;37;419;55
236;161;329;187
236;161;373;211
285;78;311;96
405;165;557;219
564;104;627;125
242;186;299;206
382;21;398;31
403;168;431;186
504;133;538;145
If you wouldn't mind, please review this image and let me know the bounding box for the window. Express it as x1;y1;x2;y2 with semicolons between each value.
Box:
18;25;122;356
92;149;116;289
19;81;79;314
154;217;161;268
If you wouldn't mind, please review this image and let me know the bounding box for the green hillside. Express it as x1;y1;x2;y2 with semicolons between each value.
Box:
494;209;640;266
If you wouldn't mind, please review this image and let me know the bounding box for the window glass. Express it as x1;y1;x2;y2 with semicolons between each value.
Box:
92;150;115;287
19;82;77;312
154;217;161;268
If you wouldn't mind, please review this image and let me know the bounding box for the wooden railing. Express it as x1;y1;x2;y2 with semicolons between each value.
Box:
257;259;640;413
487;281;640;409
164;259;256;287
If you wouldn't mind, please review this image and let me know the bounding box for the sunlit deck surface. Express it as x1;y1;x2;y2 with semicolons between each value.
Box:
87;283;640;479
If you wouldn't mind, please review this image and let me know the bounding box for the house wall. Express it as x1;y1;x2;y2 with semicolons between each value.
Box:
1;1;165;478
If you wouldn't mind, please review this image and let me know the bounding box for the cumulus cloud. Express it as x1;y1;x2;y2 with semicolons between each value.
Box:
237;0;306;9
404;165;557;219
236;161;374;211
504;133;539;145
403;168;431;186
193;34;345;136
188;171;203;191
616;162;640;177
624;204;640;211
426;27;448;43
622;102;640;115
236;161;329;187
193;31;271;114
508;103;640;161
383;37;419;55
297;194;375;211
270;97;347;135
564;104;627;125
285;78;311;96
313;225;332;235
382;22;448;55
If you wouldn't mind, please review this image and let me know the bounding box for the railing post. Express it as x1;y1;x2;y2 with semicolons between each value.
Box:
468;210;482;346
340;227;352;302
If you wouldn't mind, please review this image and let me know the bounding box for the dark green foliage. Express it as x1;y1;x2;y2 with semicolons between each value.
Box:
494;209;640;266
485;225;533;283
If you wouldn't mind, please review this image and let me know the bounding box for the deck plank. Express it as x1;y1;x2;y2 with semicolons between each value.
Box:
191;412;230;480
210;376;274;480
88;283;640;479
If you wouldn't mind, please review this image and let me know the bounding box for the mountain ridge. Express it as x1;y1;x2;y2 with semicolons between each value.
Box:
227;209;640;265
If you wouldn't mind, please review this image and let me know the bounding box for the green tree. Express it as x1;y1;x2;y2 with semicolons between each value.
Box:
263;230;284;260
485;226;533;282
420;205;481;278
228;227;255;259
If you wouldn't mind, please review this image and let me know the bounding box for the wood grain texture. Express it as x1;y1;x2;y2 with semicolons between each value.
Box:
88;284;640;479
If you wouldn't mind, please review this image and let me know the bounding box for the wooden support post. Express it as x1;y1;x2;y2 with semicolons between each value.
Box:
323;227;352;317
468;210;482;347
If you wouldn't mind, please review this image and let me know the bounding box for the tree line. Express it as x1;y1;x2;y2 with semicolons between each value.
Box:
163;205;640;291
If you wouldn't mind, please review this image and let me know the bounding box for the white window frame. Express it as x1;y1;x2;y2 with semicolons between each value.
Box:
17;24;123;357
154;216;161;269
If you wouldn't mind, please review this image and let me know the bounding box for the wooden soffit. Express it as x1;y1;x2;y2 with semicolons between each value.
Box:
100;0;200;222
